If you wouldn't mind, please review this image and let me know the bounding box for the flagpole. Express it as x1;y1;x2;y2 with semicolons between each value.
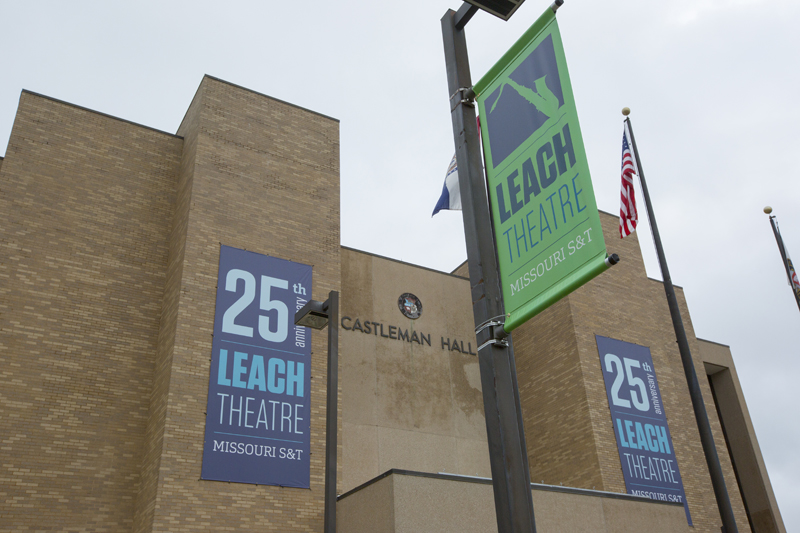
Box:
764;207;800;312
624;110;738;533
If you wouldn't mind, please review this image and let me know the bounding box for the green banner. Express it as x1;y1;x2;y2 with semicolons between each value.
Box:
475;8;609;333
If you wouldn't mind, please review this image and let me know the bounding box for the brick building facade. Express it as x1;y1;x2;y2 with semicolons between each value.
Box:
0;76;784;532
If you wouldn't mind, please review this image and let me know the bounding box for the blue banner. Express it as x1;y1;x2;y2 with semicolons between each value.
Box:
201;245;312;488
595;335;692;524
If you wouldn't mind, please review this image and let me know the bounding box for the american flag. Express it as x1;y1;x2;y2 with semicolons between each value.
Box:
619;123;638;238
788;256;800;299
780;227;800;298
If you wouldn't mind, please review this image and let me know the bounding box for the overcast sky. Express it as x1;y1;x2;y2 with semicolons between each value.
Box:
1;0;798;529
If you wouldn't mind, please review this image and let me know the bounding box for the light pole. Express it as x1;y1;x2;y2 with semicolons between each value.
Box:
295;291;339;533
441;2;540;531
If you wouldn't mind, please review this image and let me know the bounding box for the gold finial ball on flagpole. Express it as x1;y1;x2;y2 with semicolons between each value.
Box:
622;107;631;116
764;206;773;214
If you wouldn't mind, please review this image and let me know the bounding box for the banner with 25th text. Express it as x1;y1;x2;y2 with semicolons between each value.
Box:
474;7;609;332
201;245;312;488
596;335;692;524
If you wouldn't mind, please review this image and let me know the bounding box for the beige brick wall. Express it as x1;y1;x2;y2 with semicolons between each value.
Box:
132;78;206;533
133;76;340;532
0;77;340;532
339;249;489;492
514;296;604;489
0;92;183;531
515;211;750;532
700;340;786;532
0;77;757;532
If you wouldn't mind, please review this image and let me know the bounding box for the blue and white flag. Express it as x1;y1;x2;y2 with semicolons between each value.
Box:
432;154;462;216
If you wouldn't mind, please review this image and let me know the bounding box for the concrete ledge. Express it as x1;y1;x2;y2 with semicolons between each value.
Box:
338;469;687;533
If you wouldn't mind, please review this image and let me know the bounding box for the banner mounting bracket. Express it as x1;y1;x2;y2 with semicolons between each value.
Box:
475;315;509;349
450;87;476;110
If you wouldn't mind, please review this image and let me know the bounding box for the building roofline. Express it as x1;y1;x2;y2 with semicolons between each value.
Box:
202;75;340;123
647;276;683;290
20;90;183;139
338;468;683;508
341;245;469;280
697;337;731;348
450;259;468;275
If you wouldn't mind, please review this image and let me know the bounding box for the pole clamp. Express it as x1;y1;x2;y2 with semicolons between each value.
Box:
450;86;476;110
475;315;509;352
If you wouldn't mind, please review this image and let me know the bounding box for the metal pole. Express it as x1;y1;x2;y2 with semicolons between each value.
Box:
625;116;738;533
442;7;536;532
324;290;339;533
767;214;800;312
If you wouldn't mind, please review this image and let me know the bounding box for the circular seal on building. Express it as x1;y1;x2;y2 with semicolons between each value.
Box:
398;293;422;319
